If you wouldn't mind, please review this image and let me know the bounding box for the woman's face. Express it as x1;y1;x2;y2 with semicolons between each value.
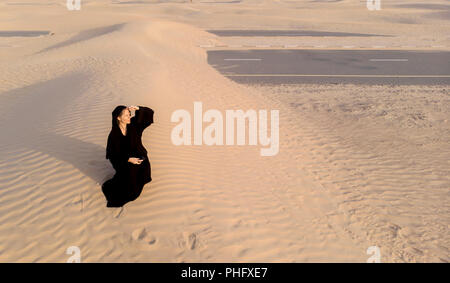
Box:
117;108;131;124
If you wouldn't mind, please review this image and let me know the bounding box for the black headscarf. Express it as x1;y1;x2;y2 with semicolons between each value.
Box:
106;105;128;160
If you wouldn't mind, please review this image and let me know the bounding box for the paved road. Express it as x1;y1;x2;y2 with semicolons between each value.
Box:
207;49;450;85
207;30;387;37
0;31;50;37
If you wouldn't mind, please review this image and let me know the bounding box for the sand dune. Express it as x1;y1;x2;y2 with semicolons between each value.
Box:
0;0;448;262
0;18;367;262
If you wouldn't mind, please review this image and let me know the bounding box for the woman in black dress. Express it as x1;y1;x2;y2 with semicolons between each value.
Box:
102;105;154;207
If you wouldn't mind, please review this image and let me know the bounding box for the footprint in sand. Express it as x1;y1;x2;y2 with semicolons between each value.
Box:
178;232;197;250
132;228;156;245
182;232;197;250
112;207;123;218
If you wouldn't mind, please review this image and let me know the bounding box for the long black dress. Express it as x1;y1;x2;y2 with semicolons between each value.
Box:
102;106;154;207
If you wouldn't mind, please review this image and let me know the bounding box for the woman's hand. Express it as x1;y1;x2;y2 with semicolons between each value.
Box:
128;157;143;165
128;105;139;111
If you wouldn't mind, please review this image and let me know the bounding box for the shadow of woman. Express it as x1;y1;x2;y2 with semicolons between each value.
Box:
0;72;115;187
22;130;113;185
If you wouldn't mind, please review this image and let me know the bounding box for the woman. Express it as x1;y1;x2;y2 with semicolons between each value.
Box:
102;105;155;207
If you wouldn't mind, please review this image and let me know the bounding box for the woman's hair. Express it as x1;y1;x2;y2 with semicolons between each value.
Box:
106;105;128;160
111;105;128;131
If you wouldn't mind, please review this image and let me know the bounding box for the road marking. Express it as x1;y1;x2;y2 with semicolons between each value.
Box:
223;74;450;78
224;58;262;61
369;59;409;62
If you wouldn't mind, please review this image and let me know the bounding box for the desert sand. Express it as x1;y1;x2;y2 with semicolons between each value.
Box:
0;0;448;262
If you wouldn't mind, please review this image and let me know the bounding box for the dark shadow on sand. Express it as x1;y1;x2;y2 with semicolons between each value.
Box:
36;23;126;54
0;72;114;185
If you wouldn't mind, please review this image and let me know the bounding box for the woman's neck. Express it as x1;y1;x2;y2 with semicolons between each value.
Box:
119;123;127;135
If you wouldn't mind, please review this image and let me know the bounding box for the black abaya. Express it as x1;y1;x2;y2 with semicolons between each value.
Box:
102;106;154;207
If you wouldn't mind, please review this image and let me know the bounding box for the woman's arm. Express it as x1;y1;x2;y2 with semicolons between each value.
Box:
109;154;129;172
107;132;132;170
130;105;154;134
109;154;142;169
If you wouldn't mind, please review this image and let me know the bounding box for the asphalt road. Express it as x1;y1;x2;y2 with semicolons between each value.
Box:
207;49;450;85
206;30;387;37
